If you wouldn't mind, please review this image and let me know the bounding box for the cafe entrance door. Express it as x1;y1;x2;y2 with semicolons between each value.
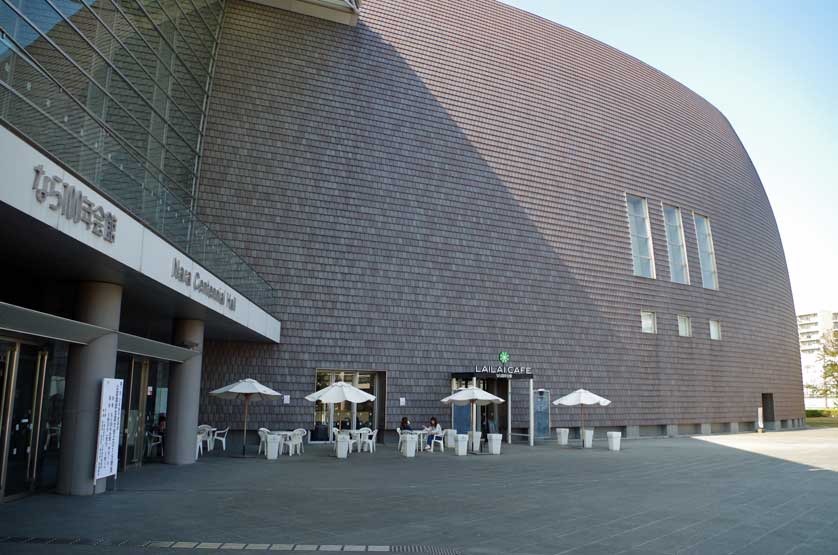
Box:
449;377;509;438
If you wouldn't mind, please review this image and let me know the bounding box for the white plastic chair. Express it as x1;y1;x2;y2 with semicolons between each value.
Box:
196;431;205;458
350;427;371;453
213;427;229;451
332;427;342;452
284;431;302;456
429;431;444;453
198;424;214;452
44;424;61;450
147;432;163;457
362;429;378;453
257;428;270;455
293;428;307;453
396;428;405;453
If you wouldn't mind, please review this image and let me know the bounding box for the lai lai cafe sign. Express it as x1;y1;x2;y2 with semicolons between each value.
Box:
32;165;117;243
171;257;237;311
474;351;533;379
475;365;534;379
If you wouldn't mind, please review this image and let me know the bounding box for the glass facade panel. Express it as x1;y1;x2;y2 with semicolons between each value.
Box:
678;315;692;337
0;0;276;309
694;214;719;290
626;195;656;278
641;311;657;334
710;320;722;340
663;206;690;284
314;370;378;431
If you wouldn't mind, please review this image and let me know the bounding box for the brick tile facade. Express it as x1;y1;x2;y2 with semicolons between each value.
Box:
196;0;803;432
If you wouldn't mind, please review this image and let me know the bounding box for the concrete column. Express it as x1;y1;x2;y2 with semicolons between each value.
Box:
165;320;205;465
58;282;122;496
626;425;640;439
666;424;678;437
729;422;739;434
700;423;712;435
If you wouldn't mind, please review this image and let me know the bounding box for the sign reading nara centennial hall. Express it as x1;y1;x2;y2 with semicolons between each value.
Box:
172;257;237;311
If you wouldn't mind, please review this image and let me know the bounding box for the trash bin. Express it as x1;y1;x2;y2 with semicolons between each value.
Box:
557;428;569;446
487;433;502;455
444;429;457;449
582;428;594;448
403;434;417;458
336;435;350;459
607;431;621;451
455;434;468;456
266;434;281;460
469;431;482;453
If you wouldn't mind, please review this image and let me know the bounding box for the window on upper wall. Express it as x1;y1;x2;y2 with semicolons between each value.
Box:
641;311;657;334
694;213;719;289
663;205;690;284
710;320;722;340
626;194;656;279
678;315;692;337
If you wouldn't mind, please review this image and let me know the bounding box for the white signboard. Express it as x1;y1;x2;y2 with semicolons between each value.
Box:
94;378;124;481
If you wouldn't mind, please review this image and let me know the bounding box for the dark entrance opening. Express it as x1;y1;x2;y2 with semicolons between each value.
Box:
761;393;775;429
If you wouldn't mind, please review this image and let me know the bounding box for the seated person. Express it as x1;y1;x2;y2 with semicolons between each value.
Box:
400;417;412;431
423;417;442;451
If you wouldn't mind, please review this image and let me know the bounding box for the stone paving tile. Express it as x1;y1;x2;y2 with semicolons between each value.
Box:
1;432;837;555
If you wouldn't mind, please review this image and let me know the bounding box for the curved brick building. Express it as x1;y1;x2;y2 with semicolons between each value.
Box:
196;0;803;439
0;0;805;500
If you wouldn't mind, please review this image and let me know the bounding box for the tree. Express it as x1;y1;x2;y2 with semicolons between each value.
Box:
817;332;838;409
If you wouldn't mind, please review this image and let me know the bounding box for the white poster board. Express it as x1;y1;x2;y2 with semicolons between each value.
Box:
94;378;124;481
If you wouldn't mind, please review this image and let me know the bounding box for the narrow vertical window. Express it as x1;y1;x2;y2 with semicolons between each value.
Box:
710;320;722;340
626;195;656;279
694;213;719;289
678;315;692;337
663;206;689;284
641;311;657;334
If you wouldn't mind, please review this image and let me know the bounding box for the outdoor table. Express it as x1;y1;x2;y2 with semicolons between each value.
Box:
414;430;429;452
268;431;294;455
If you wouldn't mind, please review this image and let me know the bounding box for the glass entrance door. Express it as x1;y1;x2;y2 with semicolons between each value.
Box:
0;341;50;500
116;355;151;470
314;370;380;440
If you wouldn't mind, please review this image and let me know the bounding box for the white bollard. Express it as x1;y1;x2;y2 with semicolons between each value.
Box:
403;434;417;458
487;433;502;455
455;434;468;456
336;435;349;459
607;431;621;452
557;428;569;446
469;431;482;453
266;435;281;460
583;428;594;448
444;429;458;449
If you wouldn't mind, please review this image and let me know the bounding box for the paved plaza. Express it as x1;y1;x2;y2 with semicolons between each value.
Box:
2;428;838;555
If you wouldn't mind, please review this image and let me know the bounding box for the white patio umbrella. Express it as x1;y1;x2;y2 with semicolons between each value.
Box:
305;381;375;441
441;386;505;435
553;389;611;438
210;378;282;456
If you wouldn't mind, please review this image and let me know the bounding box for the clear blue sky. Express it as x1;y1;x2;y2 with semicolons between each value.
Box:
501;0;837;315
